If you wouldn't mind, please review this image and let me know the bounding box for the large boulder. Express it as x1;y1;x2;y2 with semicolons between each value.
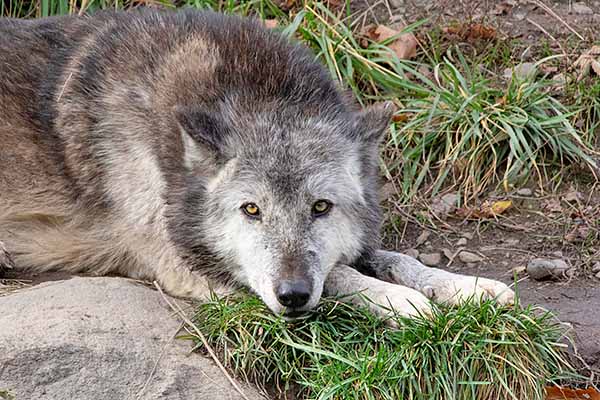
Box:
0;276;265;400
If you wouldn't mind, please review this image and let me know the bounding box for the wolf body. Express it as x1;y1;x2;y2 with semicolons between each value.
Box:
0;10;513;317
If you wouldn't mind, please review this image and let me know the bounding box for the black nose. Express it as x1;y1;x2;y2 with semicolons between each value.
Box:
275;280;311;309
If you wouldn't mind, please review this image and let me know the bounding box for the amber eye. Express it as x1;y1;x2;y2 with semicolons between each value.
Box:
312;200;332;217
242;203;261;218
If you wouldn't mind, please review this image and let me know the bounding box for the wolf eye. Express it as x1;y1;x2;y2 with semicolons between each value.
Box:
242;203;261;218
312;200;332;217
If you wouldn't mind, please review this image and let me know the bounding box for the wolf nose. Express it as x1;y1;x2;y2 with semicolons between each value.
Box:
275;280;311;309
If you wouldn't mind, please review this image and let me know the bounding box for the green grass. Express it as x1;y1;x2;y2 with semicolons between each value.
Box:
189;292;580;400
0;389;15;400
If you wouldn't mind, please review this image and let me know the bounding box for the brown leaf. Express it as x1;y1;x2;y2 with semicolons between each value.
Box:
565;225;591;243
592;60;600;76
563;188;582;203
263;19;279;29
444;23;496;42
368;25;418;60
542;198;563;213
545;386;600;400
392;113;410;123
489;200;512;216
471;200;513;219
491;0;516;15
573;45;600;80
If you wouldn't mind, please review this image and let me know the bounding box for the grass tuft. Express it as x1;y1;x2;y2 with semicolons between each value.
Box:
190;293;580;400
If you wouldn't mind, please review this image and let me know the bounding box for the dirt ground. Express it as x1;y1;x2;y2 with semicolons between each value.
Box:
368;0;600;380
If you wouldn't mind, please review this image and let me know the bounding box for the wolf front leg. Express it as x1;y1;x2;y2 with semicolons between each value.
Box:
366;250;514;305
152;264;235;301
324;264;432;318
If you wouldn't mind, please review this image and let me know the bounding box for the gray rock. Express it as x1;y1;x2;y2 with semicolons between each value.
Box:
405;248;420;259
0;277;265;400
516;188;533;196
527;258;571;280
419;253;442;267
456;238;468;247
458;251;483;264
592;262;600;274
572;2;594;14
596;271;600;280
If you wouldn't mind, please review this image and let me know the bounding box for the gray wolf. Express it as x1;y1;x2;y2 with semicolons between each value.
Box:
0;9;513;318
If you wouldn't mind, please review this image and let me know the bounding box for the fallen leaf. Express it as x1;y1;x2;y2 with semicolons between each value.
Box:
573;45;600;80
542;198;563;213
392;113;410;123
489;200;512;216
491;0;516;15
592;60;600;76
365;25;418;60
263;19;279;29
545;386;600;400
454;199;512;219
444;23;497;42
564;225;591;243
415;230;431;247
272;0;297;10
563;187;583;203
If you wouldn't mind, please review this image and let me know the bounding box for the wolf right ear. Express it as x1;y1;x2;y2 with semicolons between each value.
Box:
175;106;229;170
352;101;395;146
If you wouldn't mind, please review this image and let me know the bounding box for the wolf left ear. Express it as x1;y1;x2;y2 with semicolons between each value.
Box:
352;101;394;145
175;106;229;170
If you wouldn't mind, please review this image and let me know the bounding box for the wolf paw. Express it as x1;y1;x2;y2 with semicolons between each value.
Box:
422;273;514;305
363;281;432;319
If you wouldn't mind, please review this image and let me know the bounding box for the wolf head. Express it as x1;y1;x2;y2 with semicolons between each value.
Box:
162;11;392;315
175;101;391;315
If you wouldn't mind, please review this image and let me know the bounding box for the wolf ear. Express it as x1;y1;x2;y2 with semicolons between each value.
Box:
175;106;229;169
352;101;394;146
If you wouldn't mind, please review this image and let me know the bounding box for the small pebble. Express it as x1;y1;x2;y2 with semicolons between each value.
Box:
458;251;483;263
419;253;442;267
551;251;563;258
462;232;474;240
592;262;600;274
572;2;593;14
527;258;570;280
456;238;468;247
516;188;533;196
596;271;600;280
405;248;419;259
